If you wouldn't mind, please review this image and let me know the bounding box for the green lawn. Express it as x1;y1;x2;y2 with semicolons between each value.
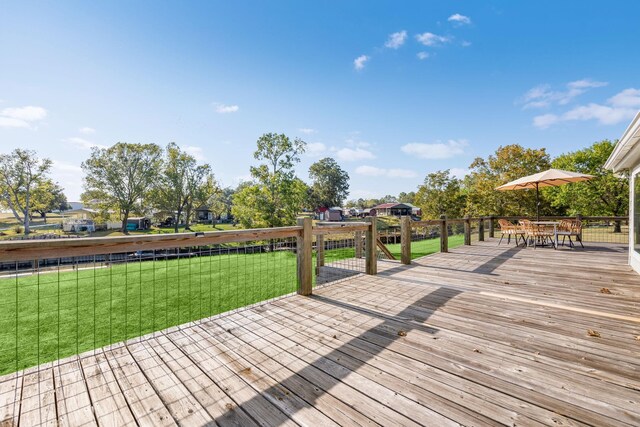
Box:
0;235;456;375
386;234;465;259
0;248;301;375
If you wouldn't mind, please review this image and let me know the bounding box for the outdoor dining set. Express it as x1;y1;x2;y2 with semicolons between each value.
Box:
497;218;584;249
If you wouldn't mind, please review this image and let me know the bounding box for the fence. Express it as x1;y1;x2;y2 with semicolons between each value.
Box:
0;219;378;375
486;215;629;245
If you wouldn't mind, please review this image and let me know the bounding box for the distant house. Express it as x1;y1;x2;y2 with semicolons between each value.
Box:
369;203;412;217
63;219;95;233
316;207;343;221
195;205;233;223
65;208;99;220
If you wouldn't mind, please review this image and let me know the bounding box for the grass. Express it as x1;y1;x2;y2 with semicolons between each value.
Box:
386;234;465;259
0;248;299;375
0;232;459;375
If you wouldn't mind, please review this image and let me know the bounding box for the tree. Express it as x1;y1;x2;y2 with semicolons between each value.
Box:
31;180;69;223
151;143;214;232
232;133;307;228
465;144;551;216
415;170;466;219
207;187;235;225
0;149;53;234
309;157;349;208
547;140;628;232
398;191;416;204
82;142;163;234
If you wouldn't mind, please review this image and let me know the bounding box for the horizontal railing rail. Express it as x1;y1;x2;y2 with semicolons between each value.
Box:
0;219;377;376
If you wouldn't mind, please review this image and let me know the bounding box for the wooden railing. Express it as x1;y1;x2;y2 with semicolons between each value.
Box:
399;215;630;264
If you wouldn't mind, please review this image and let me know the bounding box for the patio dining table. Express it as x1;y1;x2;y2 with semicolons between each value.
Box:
531;221;559;249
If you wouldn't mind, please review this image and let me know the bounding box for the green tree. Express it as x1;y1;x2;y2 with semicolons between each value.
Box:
232;133;307;228
465;144;551;216
415;170;466;219
82;142;163;234
207;187;235;225
31;180;69;223
151;143;214;232
548;140;628;232
309;157;350;208
0;149;53;234
398;191;416;204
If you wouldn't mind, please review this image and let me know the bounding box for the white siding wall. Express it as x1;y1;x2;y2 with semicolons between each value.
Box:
630;165;640;274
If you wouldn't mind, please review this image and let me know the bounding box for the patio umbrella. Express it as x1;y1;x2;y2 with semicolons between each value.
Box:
495;168;594;220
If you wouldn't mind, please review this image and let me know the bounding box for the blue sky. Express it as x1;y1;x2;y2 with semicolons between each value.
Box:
1;1;639;202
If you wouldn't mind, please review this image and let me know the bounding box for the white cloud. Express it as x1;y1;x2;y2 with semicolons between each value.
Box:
355;165;417;178
522;79;608;109
1;106;47;121
608;88;640;107
336;147;375;161
417;51;430;60
0;105;47;128
532;114;559;129
214;103;239;113
401;139;467;159
306;142;327;156
78;127;95;134
532;87;640;128
65;137;107;150
448;13;471;25
385;30;407;49
298;128;316;134
415;32;451;47
461;41;472;47
184;145;206;161
353;55;369;71
0;117;30;128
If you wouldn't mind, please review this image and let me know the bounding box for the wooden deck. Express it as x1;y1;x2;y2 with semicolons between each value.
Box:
1;239;640;426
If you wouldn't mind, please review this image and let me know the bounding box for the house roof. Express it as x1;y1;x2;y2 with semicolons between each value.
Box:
604;110;640;172
371;203;412;210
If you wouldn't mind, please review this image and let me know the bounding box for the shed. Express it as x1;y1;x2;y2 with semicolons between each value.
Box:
604;110;640;273
126;217;151;231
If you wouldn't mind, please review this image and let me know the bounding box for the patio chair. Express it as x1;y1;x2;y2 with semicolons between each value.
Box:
498;219;520;245
520;219;554;248
557;219;584;248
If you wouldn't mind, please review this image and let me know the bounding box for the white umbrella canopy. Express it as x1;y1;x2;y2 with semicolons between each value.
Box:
495;168;594;220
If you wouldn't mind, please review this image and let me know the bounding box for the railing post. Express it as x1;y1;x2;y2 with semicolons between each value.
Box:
440;215;448;253
478;217;485;242
315;234;324;275
464;215;471;245
365;217;377;275
297;217;312;296
355;231;363;258
400;215;411;265
489;216;495;238
576;213;583;242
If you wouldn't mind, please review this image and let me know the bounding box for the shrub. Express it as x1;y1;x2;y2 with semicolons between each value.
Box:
12;225;23;234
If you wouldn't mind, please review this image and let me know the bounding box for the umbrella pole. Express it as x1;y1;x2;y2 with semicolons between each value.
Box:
536;182;540;221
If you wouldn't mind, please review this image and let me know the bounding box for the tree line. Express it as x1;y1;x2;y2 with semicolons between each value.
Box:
412;140;628;229
0;133;351;234
0;136;626;235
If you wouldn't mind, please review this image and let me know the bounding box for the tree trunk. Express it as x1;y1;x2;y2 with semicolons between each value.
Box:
121;211;130;235
174;208;182;233
614;220;622;233
23;193;30;235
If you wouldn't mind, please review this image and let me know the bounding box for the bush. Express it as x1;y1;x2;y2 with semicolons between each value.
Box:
12;225;23;234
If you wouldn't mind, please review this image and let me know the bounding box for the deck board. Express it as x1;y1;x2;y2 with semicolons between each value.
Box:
1;239;640;426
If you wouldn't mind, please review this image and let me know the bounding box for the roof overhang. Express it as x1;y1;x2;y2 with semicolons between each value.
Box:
604;111;640;173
